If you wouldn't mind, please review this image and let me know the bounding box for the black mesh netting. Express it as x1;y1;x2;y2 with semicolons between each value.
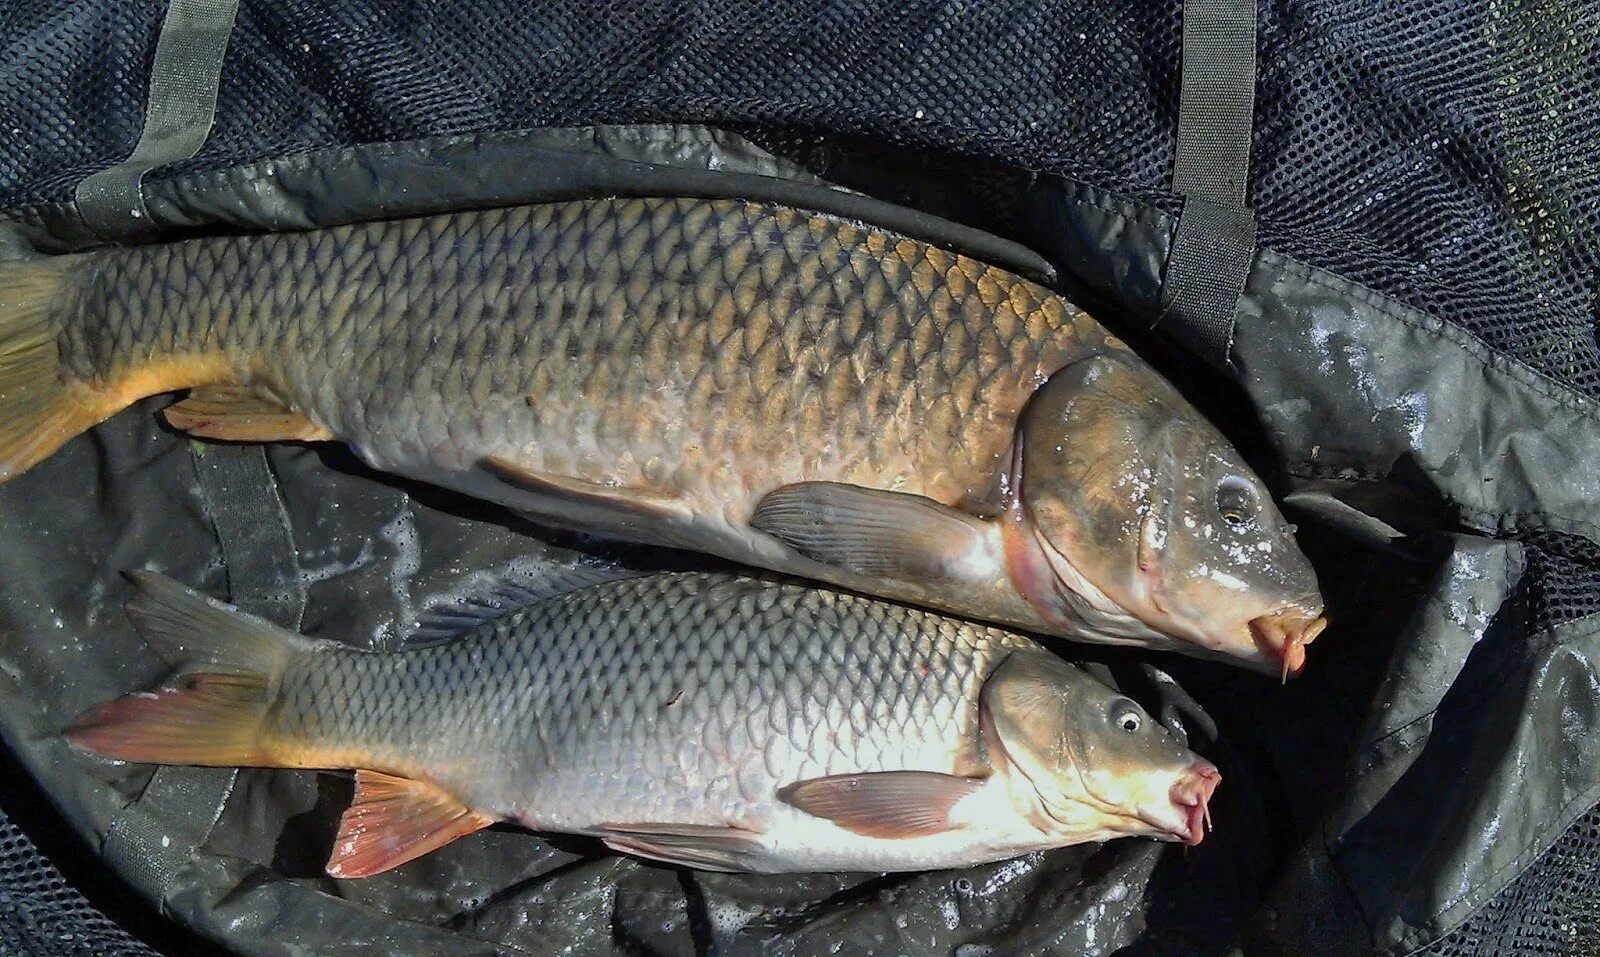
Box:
2;0;1596;407
1416;803;1600;957
1524;532;1600;635
0;809;156;957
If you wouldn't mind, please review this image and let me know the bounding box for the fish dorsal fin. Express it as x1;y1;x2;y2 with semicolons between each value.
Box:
408;560;645;643
164;386;331;442
778;770;987;838
326;770;494;879
751;481;992;581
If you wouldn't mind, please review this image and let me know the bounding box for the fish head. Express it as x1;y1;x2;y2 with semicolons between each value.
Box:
1018;352;1325;676
982;651;1220;845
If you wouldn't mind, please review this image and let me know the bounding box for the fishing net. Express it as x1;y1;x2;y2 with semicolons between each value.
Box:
1;0;1597;954
0;809;158;957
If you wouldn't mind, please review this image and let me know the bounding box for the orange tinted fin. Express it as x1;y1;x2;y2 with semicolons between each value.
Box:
65;571;323;766
326;770;494;878
777;771;986;838
65;673;272;766
164;385;331;442
599;822;762;871
0;254;102;482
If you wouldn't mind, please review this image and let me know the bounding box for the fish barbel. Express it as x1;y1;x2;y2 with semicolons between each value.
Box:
67;569;1221;875
0;197;1323;671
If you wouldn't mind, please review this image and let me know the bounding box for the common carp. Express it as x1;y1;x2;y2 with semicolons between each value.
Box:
0;197;1323;672
68;569;1222;875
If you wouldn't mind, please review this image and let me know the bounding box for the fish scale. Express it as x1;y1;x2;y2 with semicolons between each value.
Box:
268;574;1021;830
54;196;1087;502
7;191;1323;673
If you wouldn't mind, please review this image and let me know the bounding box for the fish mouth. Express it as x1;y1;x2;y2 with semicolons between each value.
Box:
1163;760;1222;846
1248;607;1328;682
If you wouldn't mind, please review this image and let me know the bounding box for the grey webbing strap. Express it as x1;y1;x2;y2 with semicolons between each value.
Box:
1158;0;1260;363
74;0;241;238
86;0;259;900
103;445;306;901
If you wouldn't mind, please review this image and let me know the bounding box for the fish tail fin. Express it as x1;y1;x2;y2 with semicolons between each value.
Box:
65;570;324;767
65;673;274;766
0;255;98;482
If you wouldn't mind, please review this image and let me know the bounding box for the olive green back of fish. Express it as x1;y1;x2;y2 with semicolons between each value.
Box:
0;198;1107;507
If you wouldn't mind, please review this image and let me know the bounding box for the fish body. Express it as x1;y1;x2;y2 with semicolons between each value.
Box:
0;197;1324;671
68;570;1220;876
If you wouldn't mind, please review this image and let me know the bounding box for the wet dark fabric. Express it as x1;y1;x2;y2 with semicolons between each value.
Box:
0;2;1597;956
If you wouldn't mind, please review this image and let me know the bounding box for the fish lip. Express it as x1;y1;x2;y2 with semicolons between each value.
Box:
1248;605;1329;681
1159;761;1221;845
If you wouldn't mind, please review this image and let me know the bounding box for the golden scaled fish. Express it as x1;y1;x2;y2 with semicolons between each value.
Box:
0;197;1323;673
68;570;1221;875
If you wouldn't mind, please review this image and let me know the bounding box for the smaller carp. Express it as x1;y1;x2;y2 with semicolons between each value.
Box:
68;570;1220;876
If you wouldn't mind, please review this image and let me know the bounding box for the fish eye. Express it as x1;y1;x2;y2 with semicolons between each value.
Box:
1216;476;1260;530
1107;700;1143;733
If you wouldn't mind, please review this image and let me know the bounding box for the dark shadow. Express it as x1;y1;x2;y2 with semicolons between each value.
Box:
270;772;352;878
766;871;913;934
675;868;716;957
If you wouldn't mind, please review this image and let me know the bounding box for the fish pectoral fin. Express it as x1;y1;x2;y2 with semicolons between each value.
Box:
326;770;494;879
751;482;992;581
777;771;986;838
164;386;331;442
599;822;762;872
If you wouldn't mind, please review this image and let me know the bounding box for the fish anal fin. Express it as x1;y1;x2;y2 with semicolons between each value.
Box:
778;770;986;838
751;482;993;581
599;822;762;872
326;770;493;878
164;386;331;442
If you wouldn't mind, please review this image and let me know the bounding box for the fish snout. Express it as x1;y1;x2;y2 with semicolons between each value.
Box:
1249;607;1328;682
1168;760;1222;846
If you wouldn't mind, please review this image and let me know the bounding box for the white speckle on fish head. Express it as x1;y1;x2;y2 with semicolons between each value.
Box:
1207;570;1250;592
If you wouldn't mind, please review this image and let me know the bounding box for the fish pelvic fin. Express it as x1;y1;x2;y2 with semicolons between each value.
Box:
65;571;328;766
164;385;331;443
599;822;763;872
0;254;100;482
327;770;494;878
